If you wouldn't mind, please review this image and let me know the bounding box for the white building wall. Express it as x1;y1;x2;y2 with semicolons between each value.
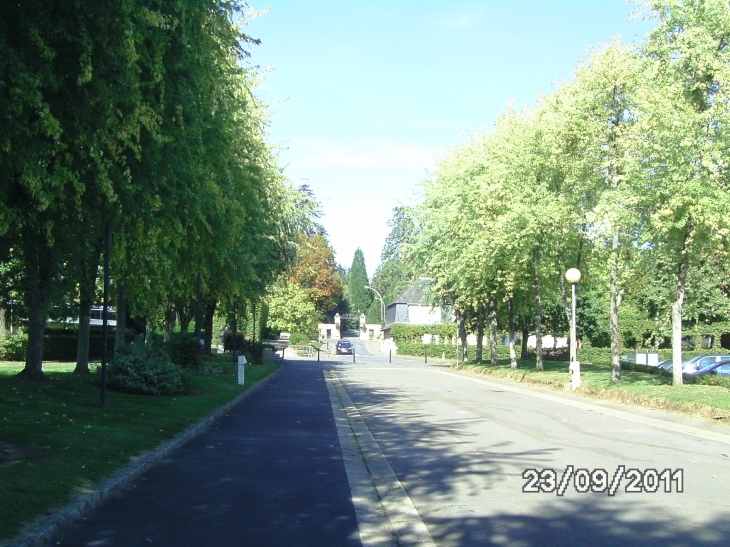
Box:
408;305;442;325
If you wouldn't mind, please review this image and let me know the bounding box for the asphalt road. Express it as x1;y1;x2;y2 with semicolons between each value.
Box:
46;337;730;546
332;336;730;546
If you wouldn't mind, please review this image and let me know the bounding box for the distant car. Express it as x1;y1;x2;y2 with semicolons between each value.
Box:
656;359;672;369
335;339;353;355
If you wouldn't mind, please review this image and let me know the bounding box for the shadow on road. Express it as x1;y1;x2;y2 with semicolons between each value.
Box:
329;365;730;547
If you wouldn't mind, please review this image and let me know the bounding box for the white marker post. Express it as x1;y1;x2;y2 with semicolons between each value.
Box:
237;355;246;385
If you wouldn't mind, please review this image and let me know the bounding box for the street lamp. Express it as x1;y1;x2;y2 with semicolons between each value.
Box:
565;268;582;390
364;285;385;325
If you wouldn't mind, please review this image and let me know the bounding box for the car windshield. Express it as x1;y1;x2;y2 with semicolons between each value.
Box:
338;341;351;346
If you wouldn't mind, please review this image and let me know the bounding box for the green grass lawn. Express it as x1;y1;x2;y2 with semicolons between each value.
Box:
0;356;279;541
456;358;730;419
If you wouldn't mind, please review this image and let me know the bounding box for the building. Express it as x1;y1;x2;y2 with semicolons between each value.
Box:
382;278;448;352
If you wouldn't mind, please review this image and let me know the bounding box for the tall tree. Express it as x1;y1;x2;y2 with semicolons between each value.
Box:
347;248;372;315
639;0;730;385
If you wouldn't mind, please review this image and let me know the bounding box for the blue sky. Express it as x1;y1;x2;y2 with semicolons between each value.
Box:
245;1;655;277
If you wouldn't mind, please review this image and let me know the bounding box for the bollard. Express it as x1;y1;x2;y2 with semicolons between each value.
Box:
237;355;246;385
317;348;320;362
389;349;392;363
353;347;356;364
425;349;428;364
282;346;285;359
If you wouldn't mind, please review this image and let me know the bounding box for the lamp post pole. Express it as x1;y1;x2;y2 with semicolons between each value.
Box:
565;268;582;391
364;286;385;325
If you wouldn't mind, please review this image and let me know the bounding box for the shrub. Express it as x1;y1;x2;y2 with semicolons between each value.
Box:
244;341;265;364
694;375;730;388
108;336;190;395
164;333;202;373
0;333;27;361
289;332;310;345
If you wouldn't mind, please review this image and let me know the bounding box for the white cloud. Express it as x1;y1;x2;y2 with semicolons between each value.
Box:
287;138;440;170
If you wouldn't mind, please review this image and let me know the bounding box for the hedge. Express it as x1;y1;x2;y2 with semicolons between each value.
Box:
0;329;135;362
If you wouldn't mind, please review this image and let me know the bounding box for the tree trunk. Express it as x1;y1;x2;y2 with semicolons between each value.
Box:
559;257;572;328
508;296;517;369
672;240;690;386
74;251;101;375
74;295;92;374
475;313;485;365
178;301;192;334
457;310;468;361
489;292;498;366
19;268;47;380
252;302;257;343
115;284;126;352
0;306;7;337
521;328;529;360
145;313;155;343
609;231;622;381
164;305;175;341
203;299;217;355
533;247;543;371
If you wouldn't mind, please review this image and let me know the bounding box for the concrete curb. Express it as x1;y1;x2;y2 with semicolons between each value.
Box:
3;366;284;547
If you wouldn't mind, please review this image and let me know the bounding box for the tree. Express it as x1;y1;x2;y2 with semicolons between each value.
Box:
562;42;646;380
266;281;318;336
639;0;730;385
347;249;372;315
287;233;343;319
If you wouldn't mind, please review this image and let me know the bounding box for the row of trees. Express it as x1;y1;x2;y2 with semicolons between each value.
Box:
0;1;306;378
400;0;730;385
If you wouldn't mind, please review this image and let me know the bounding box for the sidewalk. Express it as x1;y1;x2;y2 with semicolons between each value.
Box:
47;359;362;547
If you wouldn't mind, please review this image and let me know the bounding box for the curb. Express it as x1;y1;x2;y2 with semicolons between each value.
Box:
3;365;284;547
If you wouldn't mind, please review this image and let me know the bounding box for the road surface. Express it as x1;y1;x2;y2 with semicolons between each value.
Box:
46;337;730;546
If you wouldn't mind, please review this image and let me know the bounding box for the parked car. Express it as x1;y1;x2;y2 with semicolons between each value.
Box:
656;359;672;369
681;355;728;374
664;359;730;376
694;361;730;376
335;339;353;355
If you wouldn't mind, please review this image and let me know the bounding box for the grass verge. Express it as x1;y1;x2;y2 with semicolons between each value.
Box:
454;358;730;422
0;355;279;541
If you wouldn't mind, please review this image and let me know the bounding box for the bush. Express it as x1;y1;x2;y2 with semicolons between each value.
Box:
694;374;730;389
108;336;191;395
164;333;202;373
0;333;28;361
244;341;265;364
289;332;310;345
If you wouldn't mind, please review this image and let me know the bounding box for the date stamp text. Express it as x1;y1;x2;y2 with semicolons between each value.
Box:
522;466;684;495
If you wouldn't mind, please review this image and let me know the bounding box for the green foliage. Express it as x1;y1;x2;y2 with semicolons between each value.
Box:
108;337;190;396
347;248;372;314
693;374;730;389
390;323;457;342
266;281;318;335
0;333;27;361
406;1;730;383
244;341;265;364
289;332;310;345
164;333;202;373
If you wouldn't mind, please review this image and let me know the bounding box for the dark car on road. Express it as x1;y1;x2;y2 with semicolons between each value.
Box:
335;339;353;355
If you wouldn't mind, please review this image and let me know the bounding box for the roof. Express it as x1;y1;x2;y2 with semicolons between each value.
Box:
389;278;433;306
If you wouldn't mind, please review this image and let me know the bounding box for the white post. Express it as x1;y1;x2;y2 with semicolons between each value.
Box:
237;355;246;385
565;268;582;391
